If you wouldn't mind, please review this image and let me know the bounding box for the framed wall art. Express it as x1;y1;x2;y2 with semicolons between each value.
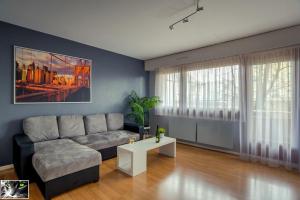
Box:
14;46;92;104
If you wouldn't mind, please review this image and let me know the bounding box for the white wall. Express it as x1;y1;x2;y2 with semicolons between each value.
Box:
145;25;300;71
147;25;300;152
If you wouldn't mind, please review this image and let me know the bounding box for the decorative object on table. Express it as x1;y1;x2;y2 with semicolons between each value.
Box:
128;136;136;144
14;46;92;104
158;127;166;138
155;125;160;143
127;91;161;137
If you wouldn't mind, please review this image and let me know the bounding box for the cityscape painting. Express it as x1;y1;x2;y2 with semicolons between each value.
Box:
14;46;92;103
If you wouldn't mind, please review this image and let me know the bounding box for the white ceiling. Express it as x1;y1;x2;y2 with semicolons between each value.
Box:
0;0;300;60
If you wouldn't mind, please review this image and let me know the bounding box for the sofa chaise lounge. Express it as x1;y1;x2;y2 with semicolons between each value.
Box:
13;113;140;200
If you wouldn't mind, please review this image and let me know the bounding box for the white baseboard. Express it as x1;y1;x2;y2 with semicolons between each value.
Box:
177;140;240;156
0;164;14;171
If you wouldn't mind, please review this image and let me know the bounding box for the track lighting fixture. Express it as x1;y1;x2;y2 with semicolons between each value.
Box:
183;18;189;23
169;0;203;30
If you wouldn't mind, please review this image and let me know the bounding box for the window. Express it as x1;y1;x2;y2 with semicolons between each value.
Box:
251;61;292;115
185;64;239;120
155;57;240;120
155;68;180;115
240;48;298;168
248;60;294;145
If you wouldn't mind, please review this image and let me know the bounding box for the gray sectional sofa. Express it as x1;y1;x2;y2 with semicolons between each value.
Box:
13;113;140;200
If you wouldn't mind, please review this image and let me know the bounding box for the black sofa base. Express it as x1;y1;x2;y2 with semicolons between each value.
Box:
35;165;99;200
99;146;117;160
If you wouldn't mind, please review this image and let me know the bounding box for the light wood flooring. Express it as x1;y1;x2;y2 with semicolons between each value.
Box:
1;143;300;200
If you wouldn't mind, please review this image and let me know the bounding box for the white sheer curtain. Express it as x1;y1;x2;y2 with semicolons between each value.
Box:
240;47;300;169
155;66;181;116
155;46;300;170
182;57;240;120
155;57;240;120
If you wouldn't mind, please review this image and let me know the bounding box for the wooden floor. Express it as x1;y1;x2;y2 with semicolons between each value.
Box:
1;143;300;200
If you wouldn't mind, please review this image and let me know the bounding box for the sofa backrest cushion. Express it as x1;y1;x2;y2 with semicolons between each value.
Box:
106;113;124;131
23;116;59;142
84;114;107;134
58;115;85;138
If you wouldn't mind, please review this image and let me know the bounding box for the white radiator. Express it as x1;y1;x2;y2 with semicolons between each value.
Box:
168;117;196;142
168;117;235;149
196;120;235;149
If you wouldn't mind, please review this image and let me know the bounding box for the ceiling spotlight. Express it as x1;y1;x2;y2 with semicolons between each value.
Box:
183;18;189;23
169;0;204;30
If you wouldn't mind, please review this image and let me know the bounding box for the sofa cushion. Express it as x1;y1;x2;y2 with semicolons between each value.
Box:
58;115;85;138
34;138;77;153
71;130;139;151
33;139;101;182
84;114;107;134
106;130;140;145
23;116;59;142
71;134;112;151
106;113;124;131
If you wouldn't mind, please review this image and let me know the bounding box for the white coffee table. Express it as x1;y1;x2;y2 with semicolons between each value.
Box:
117;136;176;176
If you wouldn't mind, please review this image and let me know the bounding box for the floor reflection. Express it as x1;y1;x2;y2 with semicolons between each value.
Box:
156;167;299;200
247;176;296;200
158;169;237;200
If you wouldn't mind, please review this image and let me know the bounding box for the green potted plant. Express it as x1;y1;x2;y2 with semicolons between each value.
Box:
158;127;166;138
127;91;160;129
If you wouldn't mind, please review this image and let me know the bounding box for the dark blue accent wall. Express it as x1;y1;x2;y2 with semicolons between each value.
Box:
0;21;148;166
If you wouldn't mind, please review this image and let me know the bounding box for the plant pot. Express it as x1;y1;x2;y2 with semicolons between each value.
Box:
160;133;165;138
139;126;151;139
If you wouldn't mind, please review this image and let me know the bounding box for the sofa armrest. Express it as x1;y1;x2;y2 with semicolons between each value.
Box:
13;134;35;181
124;123;144;140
